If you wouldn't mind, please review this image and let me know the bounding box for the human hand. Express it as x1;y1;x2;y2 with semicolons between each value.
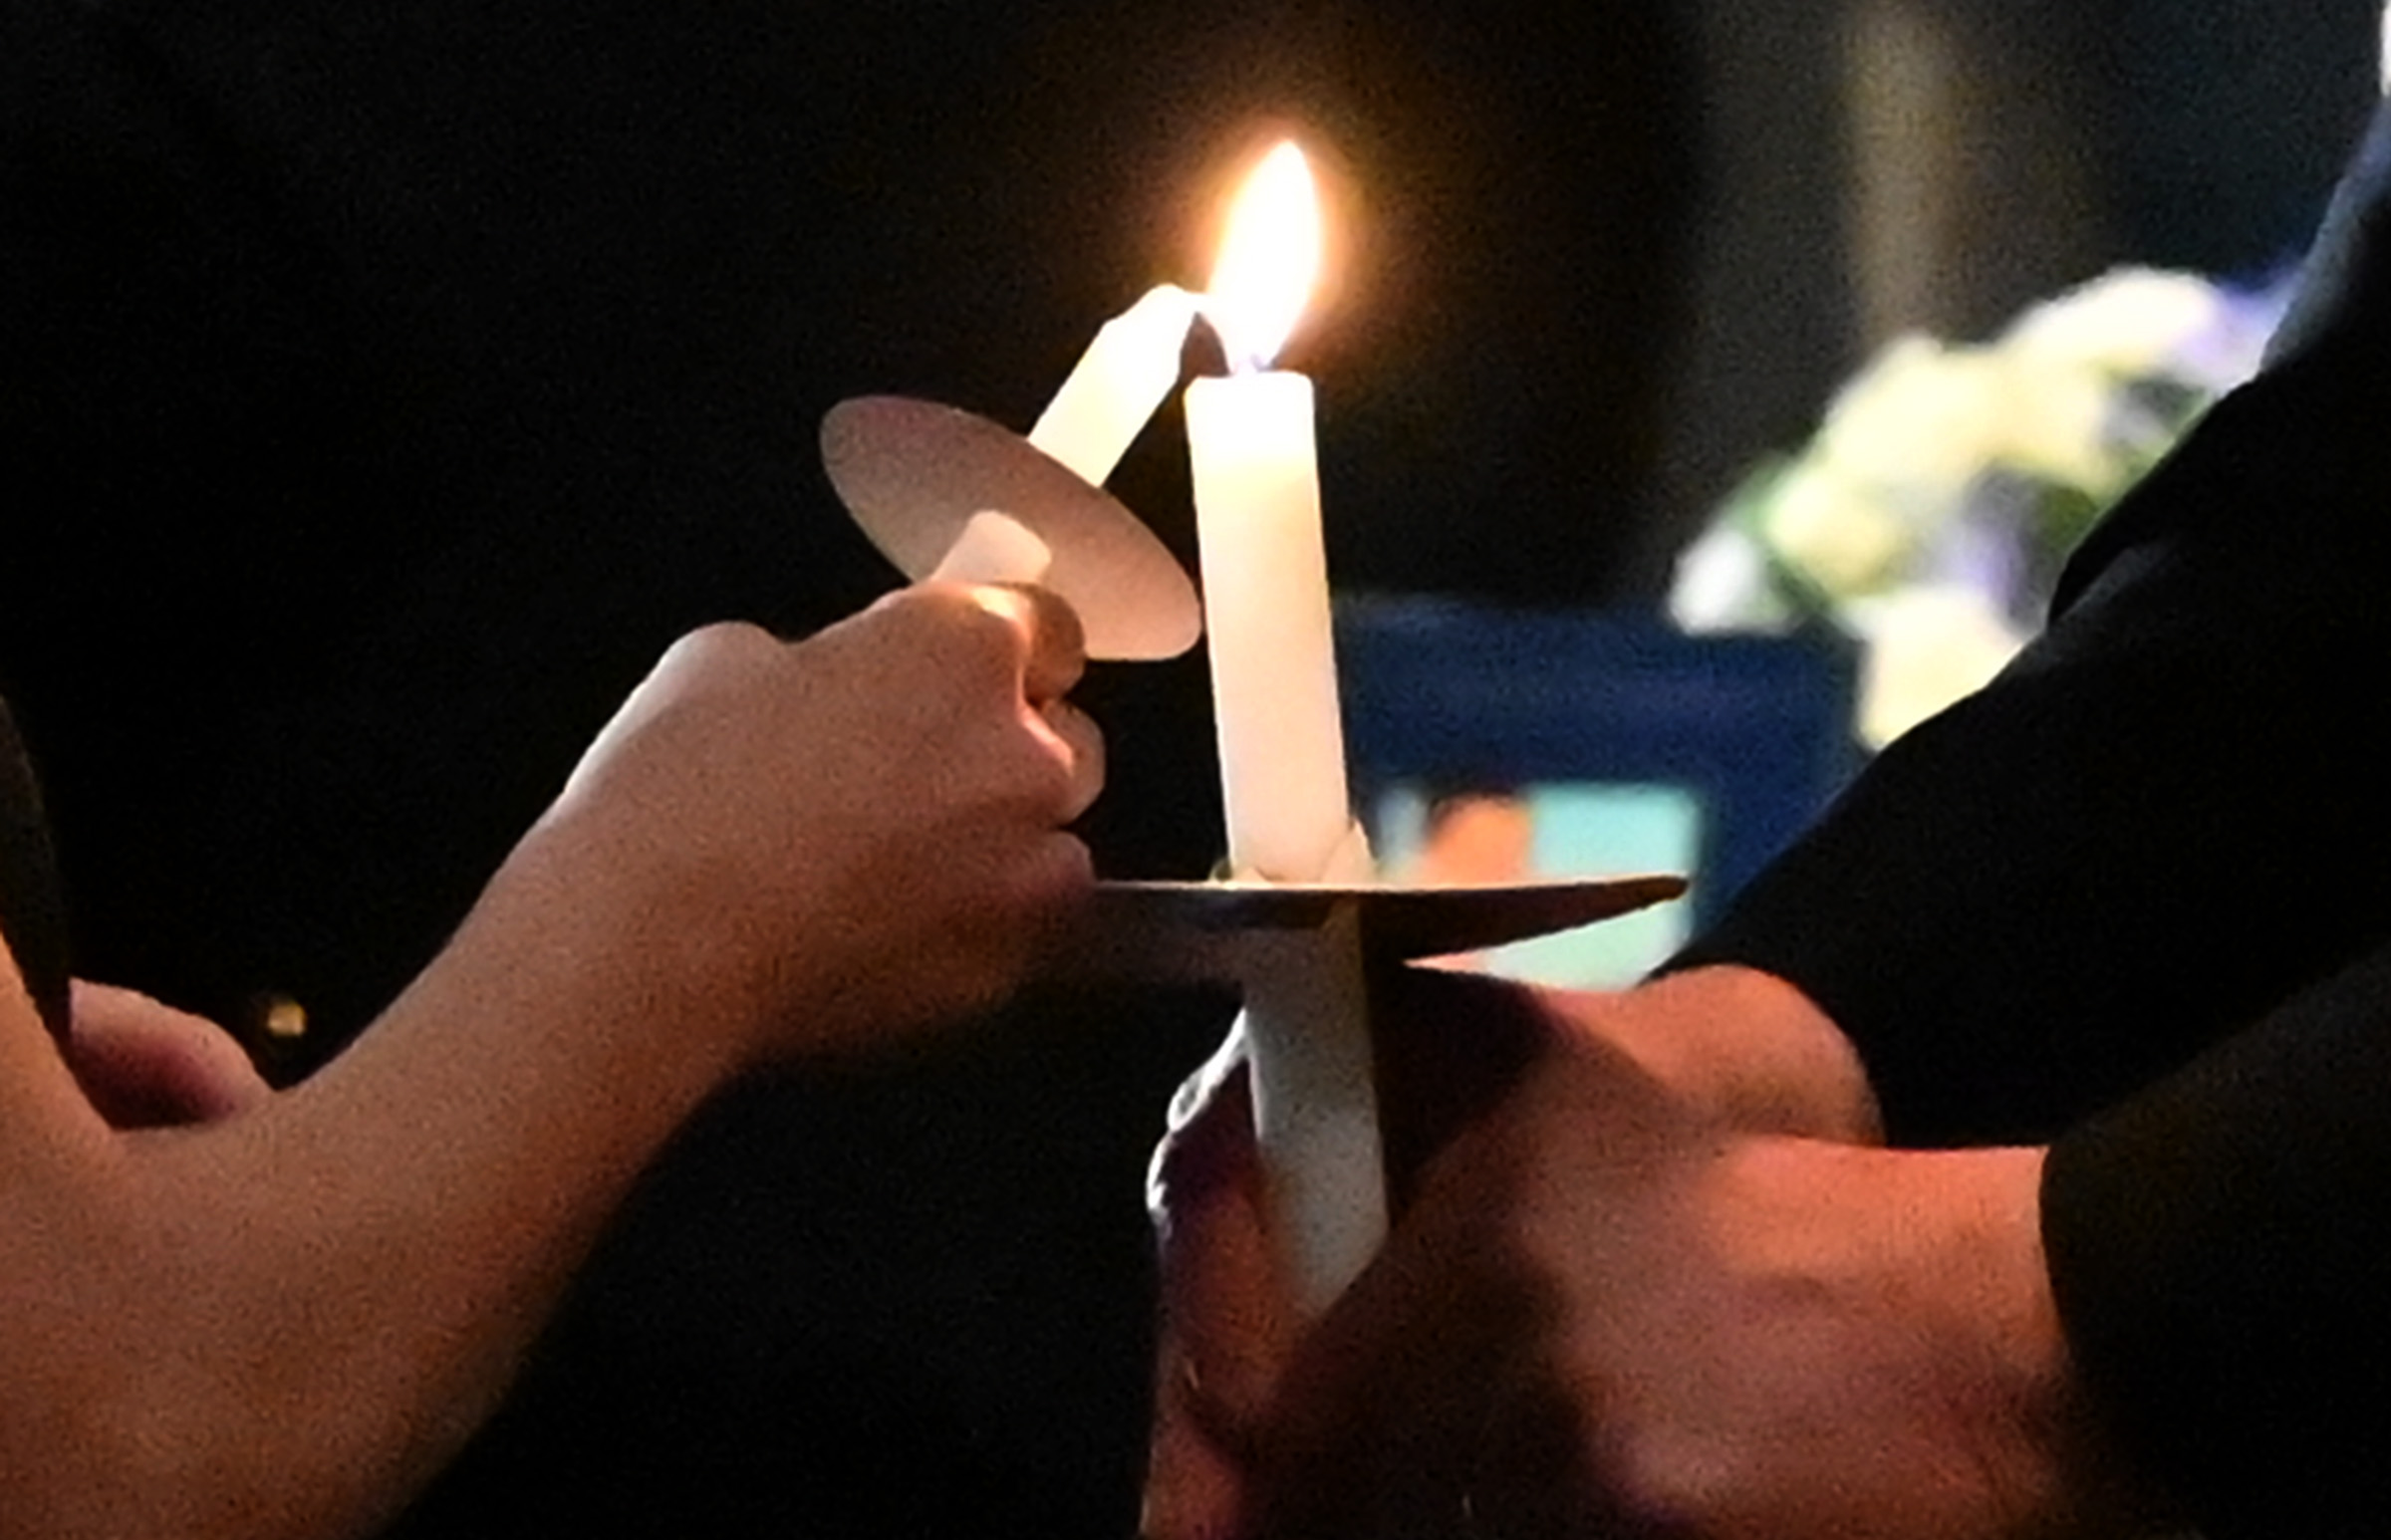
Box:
1147;968;2155;1540
1145;968;1560;1540
517;583;1101;1067
63;981;270;1128
1148;965;1867;1537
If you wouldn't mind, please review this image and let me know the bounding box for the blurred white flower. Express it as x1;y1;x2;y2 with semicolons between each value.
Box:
1988;343;2123;494
1671;264;2287;749
1759;457;1917;597
1846;585;2029;748
1669;522;1787;634
1813;336;2011;504
2002;267;2226;380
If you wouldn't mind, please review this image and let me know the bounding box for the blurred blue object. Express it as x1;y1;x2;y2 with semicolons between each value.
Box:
1337;598;1862;982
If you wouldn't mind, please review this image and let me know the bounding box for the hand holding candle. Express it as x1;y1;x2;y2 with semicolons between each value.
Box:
821;139;1384;1314
819;137;1666;1334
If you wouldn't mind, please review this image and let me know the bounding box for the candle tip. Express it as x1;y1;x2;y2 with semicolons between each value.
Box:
1205;141;1321;371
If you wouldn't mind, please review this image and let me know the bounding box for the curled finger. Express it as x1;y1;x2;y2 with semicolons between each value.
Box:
67;982;271;1127
1038;698;1106;823
1146;1043;1298;1540
977;583;1087;705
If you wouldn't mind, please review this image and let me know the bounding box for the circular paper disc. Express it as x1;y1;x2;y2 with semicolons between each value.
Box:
821;395;1201;659
1046;874;1692;984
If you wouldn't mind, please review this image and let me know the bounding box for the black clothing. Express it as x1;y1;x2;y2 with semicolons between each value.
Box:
1677;100;2391;1539
0;696;69;1035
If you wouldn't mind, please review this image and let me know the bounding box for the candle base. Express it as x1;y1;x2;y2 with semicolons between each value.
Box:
1043;872;1690;987
1237;900;1385;1318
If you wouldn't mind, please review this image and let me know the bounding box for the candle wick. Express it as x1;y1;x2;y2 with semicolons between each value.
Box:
1194;297;1270;378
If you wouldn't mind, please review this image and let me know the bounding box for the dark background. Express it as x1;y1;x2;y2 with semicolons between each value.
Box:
8;2;2386;1537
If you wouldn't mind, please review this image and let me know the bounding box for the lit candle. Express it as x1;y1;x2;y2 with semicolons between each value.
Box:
1030;285;1201;485
1188;142;1350;885
1188;141;1385;1315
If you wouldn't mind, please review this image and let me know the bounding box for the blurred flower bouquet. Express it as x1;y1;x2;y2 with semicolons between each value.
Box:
1670;267;2287;747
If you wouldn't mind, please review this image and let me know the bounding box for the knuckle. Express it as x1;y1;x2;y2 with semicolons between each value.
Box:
1010;829;1093;901
663;620;778;674
1043;832;1097;894
923;584;1036;669
873;583;972;635
1023;584;1087;660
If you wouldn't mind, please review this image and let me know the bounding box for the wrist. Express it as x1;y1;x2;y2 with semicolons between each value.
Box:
1771;1140;2174;1538
464;810;772;1094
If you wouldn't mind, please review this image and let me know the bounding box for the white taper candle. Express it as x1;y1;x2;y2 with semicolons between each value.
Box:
1029;285;1200;486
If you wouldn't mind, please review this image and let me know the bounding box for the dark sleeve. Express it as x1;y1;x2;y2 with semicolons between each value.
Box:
0;696;69;1035
2041;939;2391;1539
1669;349;2391;1145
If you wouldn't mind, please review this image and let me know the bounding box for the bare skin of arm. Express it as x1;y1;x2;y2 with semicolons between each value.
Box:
0;583;1099;1540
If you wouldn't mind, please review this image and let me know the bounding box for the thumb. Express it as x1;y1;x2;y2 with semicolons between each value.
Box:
1147;1031;1300;1540
977;583;1087;705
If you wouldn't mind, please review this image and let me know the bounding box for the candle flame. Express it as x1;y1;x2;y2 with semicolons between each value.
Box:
1205;141;1321;372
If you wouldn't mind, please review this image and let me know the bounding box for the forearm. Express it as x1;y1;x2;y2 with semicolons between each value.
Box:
4;835;768;1540
1714;1137;2170;1540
